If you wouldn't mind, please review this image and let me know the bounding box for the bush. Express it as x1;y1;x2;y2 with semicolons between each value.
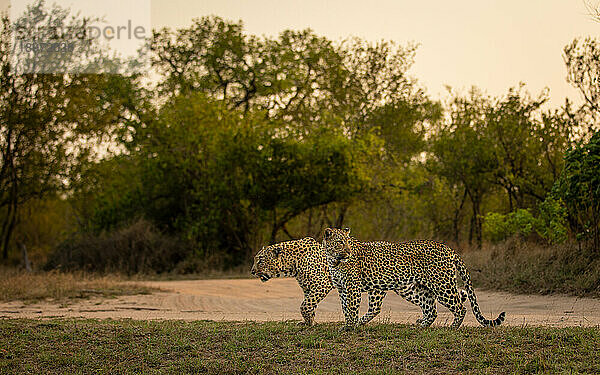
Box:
536;196;568;244
79;94;376;267
553;130;600;249
483;209;536;243
483;202;568;245
45;219;192;275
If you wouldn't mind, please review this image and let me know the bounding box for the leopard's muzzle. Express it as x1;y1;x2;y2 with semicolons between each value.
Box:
251;268;272;282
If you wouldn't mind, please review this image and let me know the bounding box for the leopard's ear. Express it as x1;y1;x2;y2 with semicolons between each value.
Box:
343;227;351;235
324;228;333;240
271;246;281;257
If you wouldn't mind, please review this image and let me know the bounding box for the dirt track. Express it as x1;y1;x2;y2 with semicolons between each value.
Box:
2;278;600;327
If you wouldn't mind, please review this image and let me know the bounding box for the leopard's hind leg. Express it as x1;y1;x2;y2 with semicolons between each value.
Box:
398;284;437;327
359;290;386;325
434;283;466;328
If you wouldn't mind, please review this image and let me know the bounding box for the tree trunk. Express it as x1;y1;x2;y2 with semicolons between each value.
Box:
305;208;313;236
473;198;483;249
468;214;474;246
20;242;32;272
334;204;348;228
453;189;468;244
1;196;17;260
270;217;278;245
593;204;599;253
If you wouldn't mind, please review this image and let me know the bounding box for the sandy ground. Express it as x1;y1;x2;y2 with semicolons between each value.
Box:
1;278;599;327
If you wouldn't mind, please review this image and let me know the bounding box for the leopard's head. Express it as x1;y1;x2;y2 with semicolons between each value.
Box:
323;227;352;266
251;244;284;282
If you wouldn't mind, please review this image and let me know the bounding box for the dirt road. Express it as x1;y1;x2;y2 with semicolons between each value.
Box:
2;278;599;327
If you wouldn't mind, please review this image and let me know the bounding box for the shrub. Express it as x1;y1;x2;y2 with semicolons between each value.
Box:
536;196;568;244
45;219;192;275
483;201;568;245
553;130;600;249
483;209;536;243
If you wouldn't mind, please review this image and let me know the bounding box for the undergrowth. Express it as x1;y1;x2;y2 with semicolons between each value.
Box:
463;239;600;297
0;269;155;303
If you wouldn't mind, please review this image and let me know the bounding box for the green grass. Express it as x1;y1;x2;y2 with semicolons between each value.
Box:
1;320;599;374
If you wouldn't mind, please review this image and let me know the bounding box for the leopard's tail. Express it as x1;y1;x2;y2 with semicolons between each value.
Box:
454;255;505;327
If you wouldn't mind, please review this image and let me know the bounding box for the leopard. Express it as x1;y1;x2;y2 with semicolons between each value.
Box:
251;237;333;326
251;237;441;327
323;227;505;330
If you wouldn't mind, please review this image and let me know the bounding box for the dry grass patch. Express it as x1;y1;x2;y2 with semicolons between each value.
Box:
462;239;600;297
0;269;155;303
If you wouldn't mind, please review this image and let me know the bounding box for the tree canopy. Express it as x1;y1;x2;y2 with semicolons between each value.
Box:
2;9;599;269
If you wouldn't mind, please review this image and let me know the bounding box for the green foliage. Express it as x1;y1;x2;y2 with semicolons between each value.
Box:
483;200;568;245
554;131;600;249
73;156;145;233
537;197;568;244
485;86;568;208
564;37;600;120
151;17;438;158
6;10;598;272
430;89;497;246
483;209;536;243
74;16;439;268
0;1;144;260
482;212;510;243
82;94;374;265
430;86;574;247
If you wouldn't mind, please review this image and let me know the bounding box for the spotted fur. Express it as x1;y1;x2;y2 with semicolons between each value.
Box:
251;237;334;325
323;227;506;330
251;237;439;326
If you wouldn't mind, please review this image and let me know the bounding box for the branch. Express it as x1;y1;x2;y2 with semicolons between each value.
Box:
584;0;600;23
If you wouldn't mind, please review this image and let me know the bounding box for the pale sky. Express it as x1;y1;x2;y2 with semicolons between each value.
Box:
3;0;599;108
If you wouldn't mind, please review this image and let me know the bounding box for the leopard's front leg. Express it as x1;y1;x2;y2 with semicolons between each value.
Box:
358;290;386;325
300;289;329;326
339;283;361;330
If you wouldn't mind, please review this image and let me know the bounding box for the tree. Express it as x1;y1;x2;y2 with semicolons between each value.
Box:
430;85;576;246
0;1;140;259
554;131;600;250
430;89;497;247
83;93;376;264
151;16;263;111
485;86;573;210
150;16;439;236
151;17;438;138
564;37;600;121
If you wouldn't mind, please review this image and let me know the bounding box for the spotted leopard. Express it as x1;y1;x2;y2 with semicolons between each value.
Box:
251;237;333;325
323;227;506;330
251;237;441;327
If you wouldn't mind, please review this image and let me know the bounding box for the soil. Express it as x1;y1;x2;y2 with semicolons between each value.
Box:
2;278;599;327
